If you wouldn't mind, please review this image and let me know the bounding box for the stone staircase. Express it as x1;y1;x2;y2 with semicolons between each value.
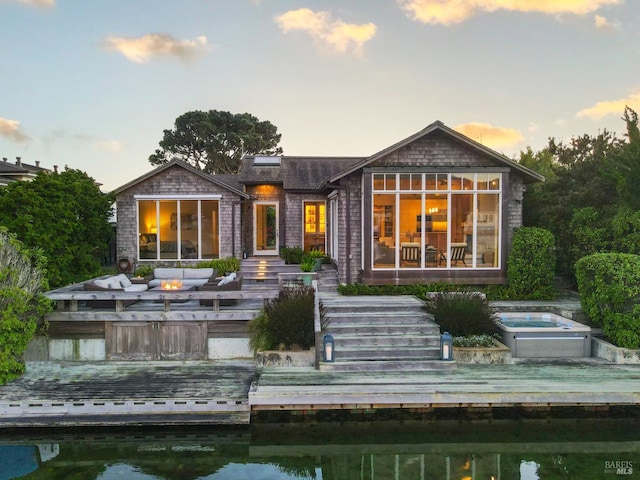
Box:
240;257;340;293
319;294;456;371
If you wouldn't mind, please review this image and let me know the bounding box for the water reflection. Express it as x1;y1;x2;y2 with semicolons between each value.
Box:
1;418;639;479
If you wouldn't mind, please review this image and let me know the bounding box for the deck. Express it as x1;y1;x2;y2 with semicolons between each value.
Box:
0;360;255;427
250;361;640;413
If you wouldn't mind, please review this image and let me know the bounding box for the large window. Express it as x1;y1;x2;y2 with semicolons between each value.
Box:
372;173;501;269
137;198;220;261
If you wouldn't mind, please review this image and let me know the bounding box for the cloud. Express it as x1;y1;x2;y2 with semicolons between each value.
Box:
95;140;123;153
454;122;523;148
1;0;54;8
275;8;376;53
0;117;30;143
576;92;640;120
397;0;622;25
594;14;619;30
103;33;208;63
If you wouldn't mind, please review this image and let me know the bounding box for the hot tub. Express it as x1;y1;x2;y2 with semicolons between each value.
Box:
497;312;591;358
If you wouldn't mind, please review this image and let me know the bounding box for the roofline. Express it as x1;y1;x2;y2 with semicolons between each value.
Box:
329;120;545;184
112;159;251;198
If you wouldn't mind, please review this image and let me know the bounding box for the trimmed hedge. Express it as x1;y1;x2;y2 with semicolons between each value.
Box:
507;227;556;300
575;253;640;349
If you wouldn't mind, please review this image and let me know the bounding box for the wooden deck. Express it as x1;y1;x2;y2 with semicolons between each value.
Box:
0;360;255;427
250;361;640;412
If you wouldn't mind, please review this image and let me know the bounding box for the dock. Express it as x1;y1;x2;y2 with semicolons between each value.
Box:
1;358;639;428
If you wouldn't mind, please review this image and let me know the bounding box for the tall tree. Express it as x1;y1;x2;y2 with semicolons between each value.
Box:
149;110;283;174
0;169;114;287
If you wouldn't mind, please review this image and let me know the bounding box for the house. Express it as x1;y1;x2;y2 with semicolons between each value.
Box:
0;156;51;187
114;121;543;285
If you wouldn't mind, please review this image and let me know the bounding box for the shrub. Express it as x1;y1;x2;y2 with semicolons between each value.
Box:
197;256;240;275
424;291;498;338
0;229;52;384
248;286;315;352
280;246;305;265
575;253;640;348
507;227;556;300
453;334;499;348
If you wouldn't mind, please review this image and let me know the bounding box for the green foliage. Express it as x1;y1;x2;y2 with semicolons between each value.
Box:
196;256;239;275
337;282;459;299
299;256;315;272
0;229;52;384
307;249;325;258
133;264;154;277
453;334;499;348
575;253;640;348
280;246;305;264
507;227;556;299
149;110;283;175
0;168;114;288
248;286;315;352
425;291;498;337
611;207;640;253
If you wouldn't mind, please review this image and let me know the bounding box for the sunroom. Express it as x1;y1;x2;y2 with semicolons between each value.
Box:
370;171;501;271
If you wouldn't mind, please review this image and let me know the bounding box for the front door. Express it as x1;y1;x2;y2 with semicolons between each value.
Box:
254;202;279;255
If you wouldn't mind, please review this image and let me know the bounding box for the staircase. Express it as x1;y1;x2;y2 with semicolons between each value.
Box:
319;294;456;371
240;257;340;293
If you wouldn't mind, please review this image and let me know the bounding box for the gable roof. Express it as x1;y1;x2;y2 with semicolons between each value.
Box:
329;120;545;184
112;159;251;198
239;156;365;191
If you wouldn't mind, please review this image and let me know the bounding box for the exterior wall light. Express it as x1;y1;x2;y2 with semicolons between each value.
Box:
323;334;335;362
440;331;454;361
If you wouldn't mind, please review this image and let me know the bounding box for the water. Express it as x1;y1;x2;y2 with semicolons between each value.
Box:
499;320;559;328
1;418;639;479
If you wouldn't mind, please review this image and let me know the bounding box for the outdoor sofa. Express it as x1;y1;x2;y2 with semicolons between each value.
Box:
198;272;243;306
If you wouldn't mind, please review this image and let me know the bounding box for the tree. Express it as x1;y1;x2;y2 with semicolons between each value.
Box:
149;110;283;174
0;168;114;288
0;228;51;384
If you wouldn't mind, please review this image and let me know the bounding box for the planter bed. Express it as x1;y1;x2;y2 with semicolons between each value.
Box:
453;339;512;364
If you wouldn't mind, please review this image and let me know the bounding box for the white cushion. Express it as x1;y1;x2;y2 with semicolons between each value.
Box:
93;279;110;289
184;268;213;279
107;278;122;289
217;272;236;286
124;284;148;293
115;273;132;288
154;268;184;279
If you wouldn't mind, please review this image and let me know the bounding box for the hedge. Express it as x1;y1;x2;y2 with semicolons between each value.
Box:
575;253;640;349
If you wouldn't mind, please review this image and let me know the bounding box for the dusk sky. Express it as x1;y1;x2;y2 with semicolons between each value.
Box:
1;0;638;191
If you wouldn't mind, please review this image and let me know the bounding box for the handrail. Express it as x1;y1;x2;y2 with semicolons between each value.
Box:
313;279;321;370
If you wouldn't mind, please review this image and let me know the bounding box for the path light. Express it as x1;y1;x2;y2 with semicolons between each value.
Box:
323;334;335;362
440;331;453;361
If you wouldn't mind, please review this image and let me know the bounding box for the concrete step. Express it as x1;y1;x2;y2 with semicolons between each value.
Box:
325;324;439;336
323;312;431;325
329;334;440;348
318;359;456;372
335;345;441;361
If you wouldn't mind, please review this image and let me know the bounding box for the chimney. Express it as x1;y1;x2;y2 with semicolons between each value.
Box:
16;156;21;166
35;161;40;167
53;165;58;173
2;158;7;162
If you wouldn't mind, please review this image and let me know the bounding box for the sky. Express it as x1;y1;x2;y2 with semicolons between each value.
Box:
1;0;639;192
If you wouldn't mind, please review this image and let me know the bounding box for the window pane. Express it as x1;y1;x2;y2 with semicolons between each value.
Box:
450;194;473;268
138;200;157;260
160;201;178;259
180;200;198;259
399;174;412;190
450;174;463;191
462;174;474;190
385;174;396;190
200;201;219;259
411;174;422;191
489;173;501;190
399;194;422;269
373;174;384;190
436;174;448;190
373;194;396;268
478;194;499;267
425;174;437;190
424;194;447;268
477;173;489;190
